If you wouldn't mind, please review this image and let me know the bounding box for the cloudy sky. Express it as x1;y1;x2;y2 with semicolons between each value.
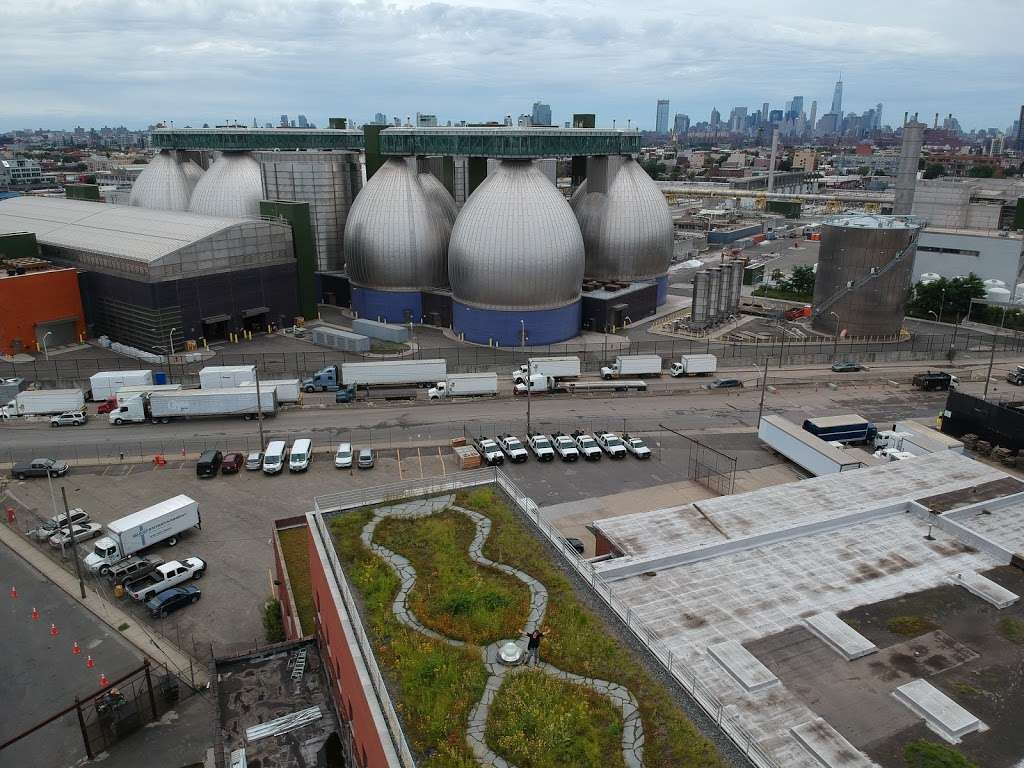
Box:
1;0;1018;132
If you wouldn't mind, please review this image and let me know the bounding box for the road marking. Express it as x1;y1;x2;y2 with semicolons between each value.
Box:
396;448;404;480
437;446;446;476
416;448;424;479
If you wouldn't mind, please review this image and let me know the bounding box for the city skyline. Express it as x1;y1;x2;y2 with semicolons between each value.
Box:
1;0;1018;132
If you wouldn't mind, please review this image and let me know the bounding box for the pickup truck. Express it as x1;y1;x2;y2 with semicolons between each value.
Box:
472;437;505;466
595;431;628;458
12;458;70;480
912;371;959;391
570;431;602;461
1007;365;1024;386
623;433;652;459
551;433;580;461
496;434;529;463
527;433;555;462
126;557;206;602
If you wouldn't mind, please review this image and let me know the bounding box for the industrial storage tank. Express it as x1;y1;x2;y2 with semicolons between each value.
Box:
180;158;204;193
188;152;263;218
811;214;921;338
128;150;191;211
418;169;458;229
448;159;584;345
343;157;450;323
571;156;674;303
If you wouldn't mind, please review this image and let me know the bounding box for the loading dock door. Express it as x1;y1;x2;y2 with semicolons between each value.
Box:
35;318;77;349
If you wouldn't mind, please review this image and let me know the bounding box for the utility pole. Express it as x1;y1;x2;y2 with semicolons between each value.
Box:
984;302;1009;400
62;486;86;599
756;358;769;427
254;362;266;449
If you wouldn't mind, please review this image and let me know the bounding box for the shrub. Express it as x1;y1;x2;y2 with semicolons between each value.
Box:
263;599;285;643
887;615;938;636
904;739;977;768
997;617;1024;644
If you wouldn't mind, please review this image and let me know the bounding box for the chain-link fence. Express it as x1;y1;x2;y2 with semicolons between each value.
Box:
4;329;1023;388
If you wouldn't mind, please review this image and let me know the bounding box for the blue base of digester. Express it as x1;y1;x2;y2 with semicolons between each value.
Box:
453;301;582;346
351;286;422;324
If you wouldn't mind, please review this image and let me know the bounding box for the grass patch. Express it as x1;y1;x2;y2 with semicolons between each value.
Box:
263;599;285;643
887;615;939;637
370;339;409;354
375;512;529;643
278;526;315;635
328;489;722;768
487;670;625;768
950;682;984;697
904;739;977;768
997;617;1024;644
750;286;813;302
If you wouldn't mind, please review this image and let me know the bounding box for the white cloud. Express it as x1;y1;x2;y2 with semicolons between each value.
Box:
0;0;1017;130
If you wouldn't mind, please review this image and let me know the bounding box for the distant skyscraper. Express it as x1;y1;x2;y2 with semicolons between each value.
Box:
710;107;721;130
875;103;883;129
297;114;308;128
761;102;769;122
279;114;289;127
1017;105;1024;149
809;100;818;131
830;79;843;116
416;113;438;127
673;113;690;134
531;101;552;126
789;96;804;120
655;100;670;133
374;112;387;124
769;109;783;124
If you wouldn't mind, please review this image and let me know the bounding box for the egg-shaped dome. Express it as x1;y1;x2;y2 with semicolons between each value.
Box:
343;157;449;291
129;150;191;211
572;157;673;282
449;159;584;310
188;152;263;218
180;159;204;194
418;171;458;229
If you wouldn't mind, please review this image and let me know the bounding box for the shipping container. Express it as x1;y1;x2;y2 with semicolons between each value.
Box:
198;365;257;389
340;359;447;386
89;370;152;401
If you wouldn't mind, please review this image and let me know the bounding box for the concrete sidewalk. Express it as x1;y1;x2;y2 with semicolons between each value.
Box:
0;520;209;689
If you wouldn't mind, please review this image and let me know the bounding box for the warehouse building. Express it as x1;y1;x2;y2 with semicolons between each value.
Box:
0;196;296;351
912;228;1024;288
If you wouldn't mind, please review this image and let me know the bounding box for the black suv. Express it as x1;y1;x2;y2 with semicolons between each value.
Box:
196;450;223;478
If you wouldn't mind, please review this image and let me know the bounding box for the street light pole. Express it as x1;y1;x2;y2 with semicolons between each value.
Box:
61;486;86;599
938;288;946;324
756;358;769;427
984;301;1009;400
168;327;177;356
829;311;840;358
254;363;266;450
41;330;53;361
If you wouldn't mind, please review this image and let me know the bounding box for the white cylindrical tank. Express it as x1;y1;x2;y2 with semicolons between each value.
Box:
188;152;263;218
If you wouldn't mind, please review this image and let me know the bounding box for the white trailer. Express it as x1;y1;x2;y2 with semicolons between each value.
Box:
428;373;498;400
110;387;276;424
4;389;85;416
198;365;256;389
241;379;300;404
89;370;152;401
567;379;647;393
341;359;447;387
874;421;964;457
512;356;580;384
83;495;200;574
115;384;182;405
601;355;663;379
670;354;718;377
758;415;868;476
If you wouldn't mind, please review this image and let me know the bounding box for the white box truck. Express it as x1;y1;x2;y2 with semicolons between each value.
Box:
429;373;498;400
512;356;581;384
670;354;718;377
601;355;663;379
240;379;300;404
340;359;447;386
4;389;85;416
89;370;152;401
83;494;201;574
198;365;257;389
110;387;277;424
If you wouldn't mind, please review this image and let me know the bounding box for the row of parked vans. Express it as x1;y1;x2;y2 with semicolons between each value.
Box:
195;439;377;477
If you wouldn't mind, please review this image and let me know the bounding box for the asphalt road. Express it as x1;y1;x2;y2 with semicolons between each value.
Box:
0;544;142;768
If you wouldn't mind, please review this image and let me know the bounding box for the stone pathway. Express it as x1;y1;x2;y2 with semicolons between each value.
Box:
363;497;645;768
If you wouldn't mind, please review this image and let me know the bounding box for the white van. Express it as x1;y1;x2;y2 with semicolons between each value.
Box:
262;441;287;475
334;442;353;469
288;438;312;472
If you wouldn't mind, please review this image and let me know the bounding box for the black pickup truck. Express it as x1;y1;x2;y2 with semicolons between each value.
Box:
11;458;70;480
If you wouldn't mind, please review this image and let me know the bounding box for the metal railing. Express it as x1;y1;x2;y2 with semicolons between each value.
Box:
314;468;783;768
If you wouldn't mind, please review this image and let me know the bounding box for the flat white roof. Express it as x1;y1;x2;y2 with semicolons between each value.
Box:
108;494;195;534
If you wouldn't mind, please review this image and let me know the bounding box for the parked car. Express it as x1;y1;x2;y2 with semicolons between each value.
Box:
496;434;528;463
195;450;223;478
48;522;103;548
220;452;244;474
551;433;580;462
472;437;505;465
357;448;375;469
527;433;555;462
245;451;263;471
563;537;585;555
831;361;864;373
595;431;627;458
707;378;743;389
12;458;69;480
50;411;87;427
147;585;201;618
570;431;602;461
623;434;652;459
335;442;353;469
31;508;90;541
126;557;206;602
106;556;163;587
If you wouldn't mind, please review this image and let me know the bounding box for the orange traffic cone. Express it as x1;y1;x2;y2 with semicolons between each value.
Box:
9;586;16;598
86;655;95;669
72;641;81;655
50;623;59;637
31;607;39;621
99;672;109;687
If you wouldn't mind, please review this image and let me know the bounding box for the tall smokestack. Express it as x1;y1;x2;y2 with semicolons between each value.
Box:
894;121;925;215
767;128;780;192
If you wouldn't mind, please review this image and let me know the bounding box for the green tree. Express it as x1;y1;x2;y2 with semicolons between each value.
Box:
908;275;986;322
967;164;995;178
639;159;666;180
923;163;946;179
787;264;816;295
857;165;870;176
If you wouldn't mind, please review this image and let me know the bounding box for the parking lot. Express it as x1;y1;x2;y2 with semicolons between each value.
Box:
4;424;723;656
